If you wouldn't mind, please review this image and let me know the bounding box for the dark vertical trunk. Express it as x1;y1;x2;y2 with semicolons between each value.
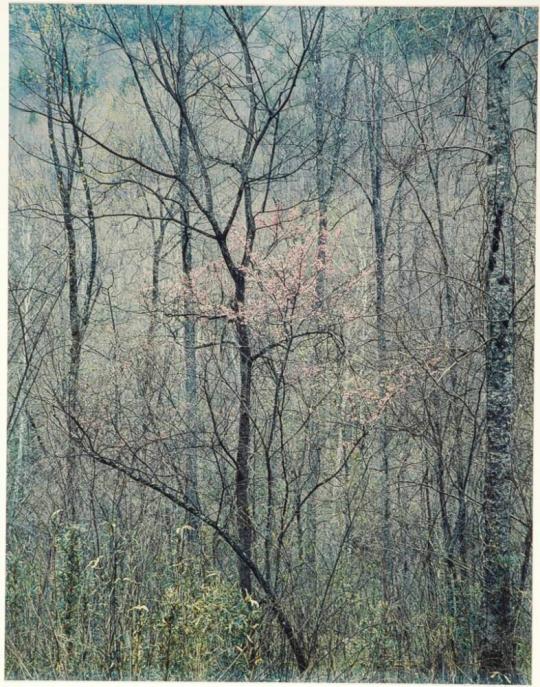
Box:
480;9;516;679
107;522;122;678
66;228;82;526
264;454;273;583
422;54;473;660
181;213;201;537
227;7;263;598
142;215;165;402
46;76;81;523
308;17;327;574
363;51;392;600
42;21;101;661
234;272;254;597
313;18;328;306
301;8;357;580
177;8;201;539
396;181;405;288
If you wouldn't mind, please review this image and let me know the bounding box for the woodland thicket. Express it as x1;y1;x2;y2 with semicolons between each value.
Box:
7;5;536;683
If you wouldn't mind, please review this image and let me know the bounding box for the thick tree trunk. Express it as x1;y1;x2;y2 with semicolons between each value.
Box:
480;9;516;679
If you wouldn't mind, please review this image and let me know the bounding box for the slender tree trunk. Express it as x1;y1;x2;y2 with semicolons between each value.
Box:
41;20;101;661
234;273;254;597
362;51;392;600
177;12;201;538
181;209;202;539
303;7;356;576
307;15;326;575
45;78;81;522
47;108;82;663
141;214;165;402
480;8;516;679
9;230;32;524
229;8;259;598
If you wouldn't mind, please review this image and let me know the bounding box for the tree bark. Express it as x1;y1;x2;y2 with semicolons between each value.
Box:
362;47;392;600
177;8;201;539
480;8;516;679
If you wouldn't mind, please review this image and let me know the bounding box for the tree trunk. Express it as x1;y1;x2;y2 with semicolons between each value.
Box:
480;8;516;679
45;78;81;523
177;11;201;539
362;50;392;600
234;273;254;598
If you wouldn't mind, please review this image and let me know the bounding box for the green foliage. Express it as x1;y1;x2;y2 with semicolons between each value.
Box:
56;524;83;643
11;4;98;101
5;522;261;681
155;569;262;680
